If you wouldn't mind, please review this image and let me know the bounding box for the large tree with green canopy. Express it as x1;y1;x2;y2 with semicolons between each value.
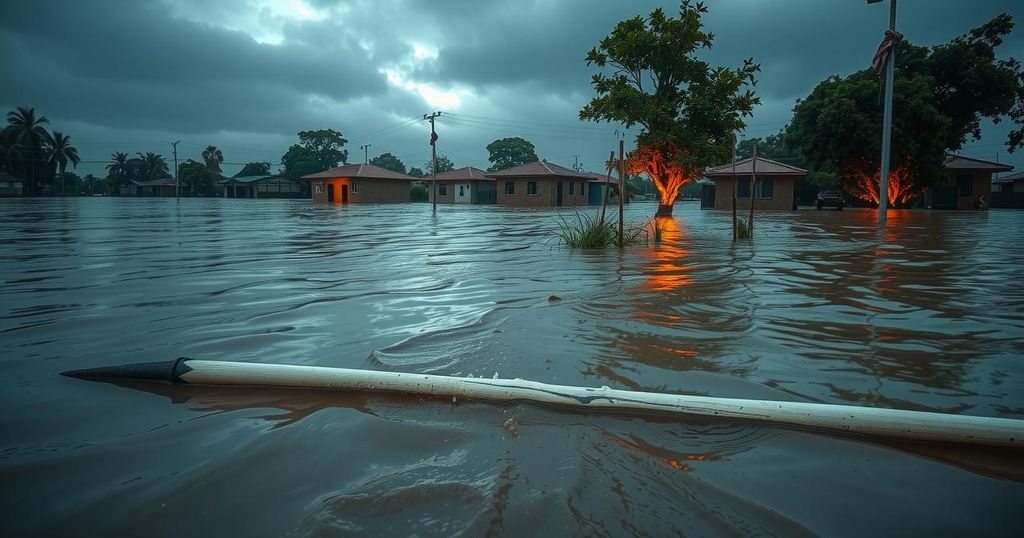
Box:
786;14;1024;206
485;137;539;171
369;152;407;174
579;1;760;216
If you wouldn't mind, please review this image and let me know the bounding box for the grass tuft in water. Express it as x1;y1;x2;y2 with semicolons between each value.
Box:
736;217;752;240
555;212;649;249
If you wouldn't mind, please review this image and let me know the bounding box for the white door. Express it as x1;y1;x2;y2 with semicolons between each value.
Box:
455;183;471;203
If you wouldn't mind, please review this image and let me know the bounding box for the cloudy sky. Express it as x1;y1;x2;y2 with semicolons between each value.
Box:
2;0;1022;178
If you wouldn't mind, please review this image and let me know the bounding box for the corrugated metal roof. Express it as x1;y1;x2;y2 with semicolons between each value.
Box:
485;161;594;180
131;177;178;186
993;171;1024;183
301;163;415;181
434;166;493;181
944;153;1013;171
706;156;807;176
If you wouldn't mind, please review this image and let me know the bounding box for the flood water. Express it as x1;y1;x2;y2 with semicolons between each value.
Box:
2;197;1022;536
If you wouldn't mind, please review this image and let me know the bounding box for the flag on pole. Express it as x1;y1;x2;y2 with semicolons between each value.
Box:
872;29;904;76
430;131;438;146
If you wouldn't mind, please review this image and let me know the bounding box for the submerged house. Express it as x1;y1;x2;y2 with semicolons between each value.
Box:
429;167;496;204
219;175;302;198
703;156;806;210
302;164;414;203
0;171;25;196
486;161;592;207
930;153;1013;209
992;170;1024;209
124;177;178;197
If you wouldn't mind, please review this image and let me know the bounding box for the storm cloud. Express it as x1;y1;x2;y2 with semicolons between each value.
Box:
1;0;1021;178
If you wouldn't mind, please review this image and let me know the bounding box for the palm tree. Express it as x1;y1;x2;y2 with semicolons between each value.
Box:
6;107;50;194
202;145;224;173
106;152;130;194
137;152;169;180
42;131;80;195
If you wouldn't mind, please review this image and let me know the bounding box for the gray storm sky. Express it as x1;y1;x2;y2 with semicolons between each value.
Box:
1;0;1022;179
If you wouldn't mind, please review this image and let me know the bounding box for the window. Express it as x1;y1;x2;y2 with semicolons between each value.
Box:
314;183;324;194
957;175;972;198
737;177;751;198
351;180;358;193
527;181;538;195
505;181;515;195
569;182;575;195
438;184;447;195
757;178;774;198
458;185;465;196
580;182;585;195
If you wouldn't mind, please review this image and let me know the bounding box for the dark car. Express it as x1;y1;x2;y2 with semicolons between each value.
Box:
816;190;845;210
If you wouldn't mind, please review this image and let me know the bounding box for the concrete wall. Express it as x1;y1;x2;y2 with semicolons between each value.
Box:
711;176;797;210
495;177;589;207
428;180;495;204
310;178;411;203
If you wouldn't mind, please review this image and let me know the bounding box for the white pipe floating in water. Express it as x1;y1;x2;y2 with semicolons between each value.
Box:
62;358;1024;448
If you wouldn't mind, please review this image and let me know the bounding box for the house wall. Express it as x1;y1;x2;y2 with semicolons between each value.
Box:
428;180;495;204
953;171;994;210
427;181;455;204
496;177;589;207
711;176;797;210
310;178;411;203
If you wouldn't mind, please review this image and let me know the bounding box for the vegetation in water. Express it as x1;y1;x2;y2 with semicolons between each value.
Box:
555;212;650;249
735;217;752;240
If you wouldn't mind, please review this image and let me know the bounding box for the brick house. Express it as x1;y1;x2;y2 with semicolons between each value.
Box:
219;175;302;199
704;156;806;210
992;170;1023;208
428;166;496;204
486;161;592;207
302;164;414;203
935;153;1013;209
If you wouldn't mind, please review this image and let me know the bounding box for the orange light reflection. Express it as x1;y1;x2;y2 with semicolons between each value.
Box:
642;216;693;292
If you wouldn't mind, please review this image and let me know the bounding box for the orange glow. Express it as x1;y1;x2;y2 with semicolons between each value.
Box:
629;146;703;212
847;162;917;207
642;216;693;292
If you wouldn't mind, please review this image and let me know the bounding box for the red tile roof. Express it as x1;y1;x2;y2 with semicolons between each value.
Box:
485;161;594;180
301;163;415;180
434;166;492;181
944;153;1013;171
706;156;807;176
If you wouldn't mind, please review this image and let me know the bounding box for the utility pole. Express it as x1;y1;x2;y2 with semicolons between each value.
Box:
572;154;581;172
618;138;625;247
749;141;758;238
172;140;180;198
732;134;737;242
360;144;372;164
872;0;898;225
424;111;441;213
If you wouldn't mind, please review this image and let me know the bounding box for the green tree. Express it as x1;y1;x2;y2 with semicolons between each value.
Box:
202;145;224;173
106;152;130;194
236;161;272;177
408;167;425;178
179;159;217;195
5;106;52;194
580;1;759;216
786;14;1024;206
135;152;169;179
369;152;406;174
298;128;348;168
486;137;539;171
424;155;454;176
42;130;80;195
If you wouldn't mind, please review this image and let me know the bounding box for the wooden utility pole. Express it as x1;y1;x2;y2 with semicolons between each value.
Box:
172;140;180;198
360;144;371;164
424;112;441;213
618;139;625;246
731;135;737;242
748;142;757;237
600;150;614;223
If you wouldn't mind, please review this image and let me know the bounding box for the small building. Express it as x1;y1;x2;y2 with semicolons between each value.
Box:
428;167;496;204
124;177;178;196
931;153;1013;209
0;171;25;196
486;161;591;207
302;163;414;203
992;170;1024;209
585;172;625;206
219;175;302;199
704;156;806;210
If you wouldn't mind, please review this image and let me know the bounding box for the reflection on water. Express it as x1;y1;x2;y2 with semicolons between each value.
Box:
1;198;1022;536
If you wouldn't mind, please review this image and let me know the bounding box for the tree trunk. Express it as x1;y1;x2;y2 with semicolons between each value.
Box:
655;202;674;216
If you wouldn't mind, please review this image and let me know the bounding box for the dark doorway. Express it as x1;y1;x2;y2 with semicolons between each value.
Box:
556;182;563;206
341;184;349;203
327;184;335;202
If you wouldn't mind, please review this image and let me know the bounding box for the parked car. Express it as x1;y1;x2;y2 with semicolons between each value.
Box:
816;190;845;210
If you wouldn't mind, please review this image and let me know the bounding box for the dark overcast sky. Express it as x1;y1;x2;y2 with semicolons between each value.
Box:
2;0;1022;178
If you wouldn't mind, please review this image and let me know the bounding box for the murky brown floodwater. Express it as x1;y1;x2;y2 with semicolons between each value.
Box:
1;197;1022;536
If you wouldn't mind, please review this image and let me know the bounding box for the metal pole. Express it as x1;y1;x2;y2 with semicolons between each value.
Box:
361;144;371;164
424;112;441;213
731;135;737;242
172;140;179;199
618;139;624;246
877;0;897;225
749;141;757;237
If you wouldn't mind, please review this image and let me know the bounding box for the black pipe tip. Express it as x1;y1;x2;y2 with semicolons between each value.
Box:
62;357;193;383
